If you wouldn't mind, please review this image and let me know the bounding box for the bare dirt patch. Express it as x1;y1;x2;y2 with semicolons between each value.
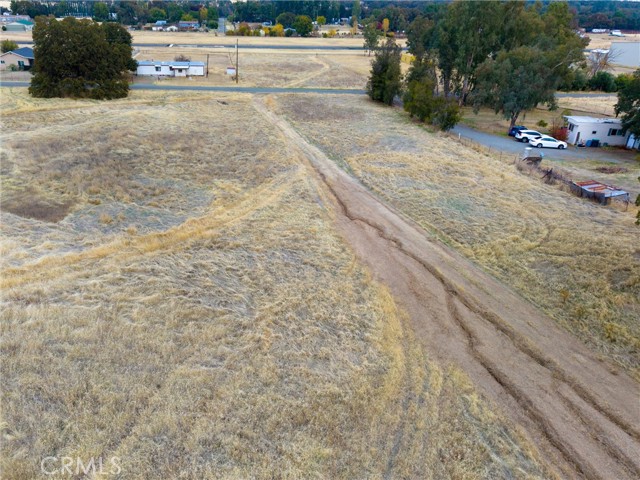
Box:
1;189;74;222
595;165;629;174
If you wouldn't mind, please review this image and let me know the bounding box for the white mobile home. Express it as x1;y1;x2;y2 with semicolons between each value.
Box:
564;116;627;147
136;60;205;77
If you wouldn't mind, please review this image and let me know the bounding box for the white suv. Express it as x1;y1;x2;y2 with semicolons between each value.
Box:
515;130;542;143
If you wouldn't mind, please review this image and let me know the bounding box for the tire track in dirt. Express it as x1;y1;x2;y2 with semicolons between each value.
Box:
253;97;640;480
284;55;331;88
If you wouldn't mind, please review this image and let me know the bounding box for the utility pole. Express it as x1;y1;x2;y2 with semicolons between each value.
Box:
236;39;239;84
206;53;209;77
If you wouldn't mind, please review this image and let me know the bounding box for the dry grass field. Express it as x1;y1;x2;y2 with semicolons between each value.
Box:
0;89;553;478
274;94;640;378
585;32;640;50
132;49;370;89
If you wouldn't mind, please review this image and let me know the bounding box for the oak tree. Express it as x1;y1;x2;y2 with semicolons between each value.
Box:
29;17;137;100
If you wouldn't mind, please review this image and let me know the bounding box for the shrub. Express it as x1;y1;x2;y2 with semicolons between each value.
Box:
1;39;18;53
588;71;617;92
432;98;461;131
537;120;548;129
549;125;568;141
404;79;437;121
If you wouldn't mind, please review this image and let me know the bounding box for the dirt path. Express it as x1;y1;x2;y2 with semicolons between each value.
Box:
254;98;640;480
285;55;331;88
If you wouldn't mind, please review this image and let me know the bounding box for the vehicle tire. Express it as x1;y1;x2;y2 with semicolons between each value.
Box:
558;145;565;149
523;138;529;143
536;143;542;148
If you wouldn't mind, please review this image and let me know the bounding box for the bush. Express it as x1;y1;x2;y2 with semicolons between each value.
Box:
559;68;588;91
404;79;437;121
588;71;617;92
1;39;18;53
549;124;568;141
537;119;548;129
174;54;191;62
432;98;461;131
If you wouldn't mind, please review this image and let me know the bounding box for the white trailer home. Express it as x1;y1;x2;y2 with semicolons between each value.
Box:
136;60;205;77
564;116;627;147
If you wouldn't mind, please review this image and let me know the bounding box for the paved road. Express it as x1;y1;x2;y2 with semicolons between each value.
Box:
14;40;393;51
556;92;616;99
0;81;366;95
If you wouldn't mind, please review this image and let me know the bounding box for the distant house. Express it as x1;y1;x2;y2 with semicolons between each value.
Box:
0;47;34;71
5;20;34;32
564;116;627;147
0;15;33;24
178;21;200;31
136;60;205;77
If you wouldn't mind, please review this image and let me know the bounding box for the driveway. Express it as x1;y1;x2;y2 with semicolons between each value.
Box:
451;124;628;162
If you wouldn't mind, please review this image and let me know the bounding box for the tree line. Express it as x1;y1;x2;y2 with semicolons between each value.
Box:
6;1;639;31
368;1;590;133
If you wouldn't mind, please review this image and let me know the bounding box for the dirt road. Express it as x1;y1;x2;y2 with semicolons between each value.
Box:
254;98;640;479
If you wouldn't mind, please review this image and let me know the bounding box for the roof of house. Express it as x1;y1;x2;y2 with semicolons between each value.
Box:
0;47;34;59
16;19;34;25
564;116;621;125
137;61;205;67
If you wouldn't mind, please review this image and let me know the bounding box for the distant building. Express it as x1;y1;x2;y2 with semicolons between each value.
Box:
626;134;640;151
0;15;32;24
564;116;627;147
136;60;205;77
0;47;34;70
178;20;200;31
609;42;640;68
4;20;34;31
218;17;227;33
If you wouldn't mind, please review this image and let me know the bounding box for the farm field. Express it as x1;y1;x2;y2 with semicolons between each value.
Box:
0;89;555;479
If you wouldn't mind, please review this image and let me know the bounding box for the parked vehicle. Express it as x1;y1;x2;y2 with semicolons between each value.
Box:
610;30;624;37
515;130;542;142
529;136;567;149
508;125;527;137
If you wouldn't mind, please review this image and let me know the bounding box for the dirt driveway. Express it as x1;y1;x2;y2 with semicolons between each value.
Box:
255;97;640;480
